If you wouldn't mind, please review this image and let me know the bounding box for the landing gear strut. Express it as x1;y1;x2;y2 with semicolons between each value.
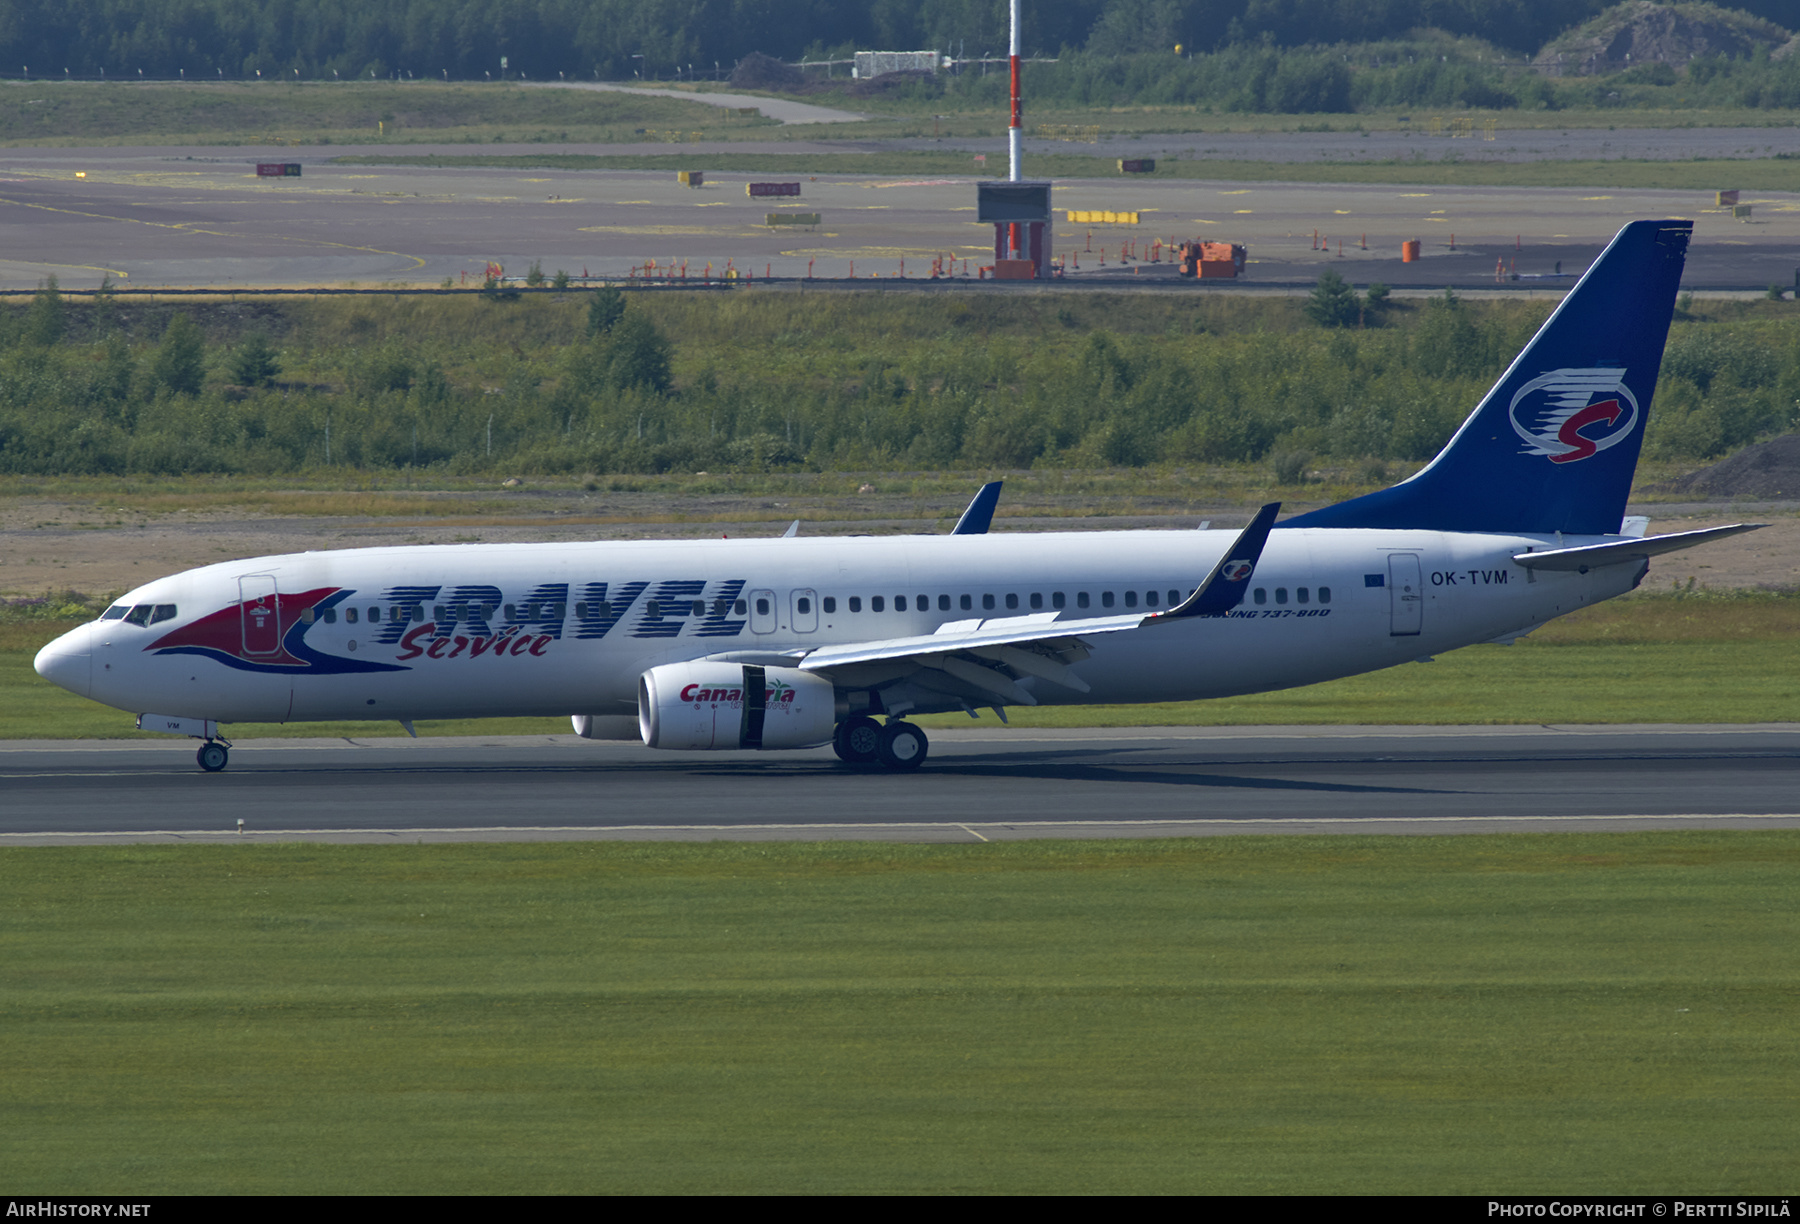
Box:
196;740;230;772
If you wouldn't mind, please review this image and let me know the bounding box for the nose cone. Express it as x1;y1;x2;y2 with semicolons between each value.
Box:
34;624;93;699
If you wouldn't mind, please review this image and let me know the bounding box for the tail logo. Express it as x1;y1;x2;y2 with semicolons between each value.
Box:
1221;561;1254;582
1509;368;1638;464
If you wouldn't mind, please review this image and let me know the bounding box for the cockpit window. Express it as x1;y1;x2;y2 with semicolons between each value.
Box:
148;605;177;625
123;605;153;626
101;605;128;620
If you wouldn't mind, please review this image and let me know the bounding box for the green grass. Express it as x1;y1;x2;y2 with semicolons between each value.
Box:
3;834;1796;1193
0;80;770;147
9;592;1799;739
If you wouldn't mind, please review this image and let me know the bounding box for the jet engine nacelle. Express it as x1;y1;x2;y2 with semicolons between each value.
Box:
638;661;836;750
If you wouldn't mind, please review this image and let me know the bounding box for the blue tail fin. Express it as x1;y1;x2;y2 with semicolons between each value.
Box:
1283;219;1691;536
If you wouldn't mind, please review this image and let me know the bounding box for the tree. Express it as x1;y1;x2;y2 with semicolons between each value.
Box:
586;285;626;336
605;313;673;394
1305;268;1360;328
25;276;64;347
228;332;281;386
150;314;207;396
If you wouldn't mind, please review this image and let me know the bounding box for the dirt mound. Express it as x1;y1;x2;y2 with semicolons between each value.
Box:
728;52;804;92
1534;1;1788;74
1669;433;1800;498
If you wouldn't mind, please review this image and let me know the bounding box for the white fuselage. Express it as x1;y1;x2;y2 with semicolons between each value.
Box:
38;526;1639;728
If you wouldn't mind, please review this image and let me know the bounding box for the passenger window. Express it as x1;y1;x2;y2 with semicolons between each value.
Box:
1254;588;1267;605
1275;588;1288;605
692;600;705;616
1297;588;1309;604
823;597;837;614
797;597;812;615
1169;590;1181;605
1052;592;1065;609
433;605;446;622
1029;593;1043;610
1101;592;1115;608
300;608;316;625
1319;587;1332;604
324;608;337;624
939;594;951;611
1077;592;1089;609
894;596;907;612
982;594;996;610
1145;591;1159;607
1125;591;1138;608
575;602;587;618
346;607;359;624
504;604;516;620
597;602;613;619
413;606;425;622
871;596;885;612
917;594;929;610
754;598;770;616
150;605;177;624
646;600;663;620
1004;593;1018;610
960;594;973;611
733;600;745;615
368;607;381;623
101;605;127;620
849;597;862;612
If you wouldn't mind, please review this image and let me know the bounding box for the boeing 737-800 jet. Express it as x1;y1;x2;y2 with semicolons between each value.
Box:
34;220;1759;771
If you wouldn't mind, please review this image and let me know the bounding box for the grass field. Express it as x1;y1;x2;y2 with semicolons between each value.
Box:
3;833;1794;1193
7;592;1797;739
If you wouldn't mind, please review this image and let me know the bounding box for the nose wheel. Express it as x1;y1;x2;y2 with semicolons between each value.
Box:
196;741;230;772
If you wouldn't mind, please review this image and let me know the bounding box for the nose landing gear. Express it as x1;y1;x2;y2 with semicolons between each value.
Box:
833;716;928;771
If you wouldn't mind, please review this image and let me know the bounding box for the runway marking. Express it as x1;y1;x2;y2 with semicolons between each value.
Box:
956;824;989;842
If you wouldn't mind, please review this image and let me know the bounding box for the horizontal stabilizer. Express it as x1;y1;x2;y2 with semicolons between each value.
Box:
1513;523;1763;571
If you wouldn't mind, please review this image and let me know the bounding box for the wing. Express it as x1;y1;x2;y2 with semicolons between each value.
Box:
704;504;1280;707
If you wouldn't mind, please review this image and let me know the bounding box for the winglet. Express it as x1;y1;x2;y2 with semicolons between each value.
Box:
950;481;1003;535
1157;502;1281;620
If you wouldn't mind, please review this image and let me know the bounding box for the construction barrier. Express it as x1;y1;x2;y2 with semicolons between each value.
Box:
255;163;302;177
1717;189;1740;207
677;170;704;187
747;182;802;198
1118;159;1155;174
1066;210;1140;225
765;213;821;227
1735;204;1754;221
1401;239;1421;263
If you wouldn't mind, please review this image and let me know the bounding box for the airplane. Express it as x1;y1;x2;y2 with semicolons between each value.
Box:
34;219;1760;773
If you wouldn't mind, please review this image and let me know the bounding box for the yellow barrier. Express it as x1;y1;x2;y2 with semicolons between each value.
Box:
766;213;822;227
1065;210;1140;225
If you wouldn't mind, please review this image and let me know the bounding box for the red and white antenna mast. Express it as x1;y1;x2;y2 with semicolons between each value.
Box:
1008;0;1023;182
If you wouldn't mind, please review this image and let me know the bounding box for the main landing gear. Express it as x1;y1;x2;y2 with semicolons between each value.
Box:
196;740;230;772
833;716;928;771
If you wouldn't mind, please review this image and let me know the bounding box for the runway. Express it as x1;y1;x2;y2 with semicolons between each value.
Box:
0;140;1795;289
6;724;1800;845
